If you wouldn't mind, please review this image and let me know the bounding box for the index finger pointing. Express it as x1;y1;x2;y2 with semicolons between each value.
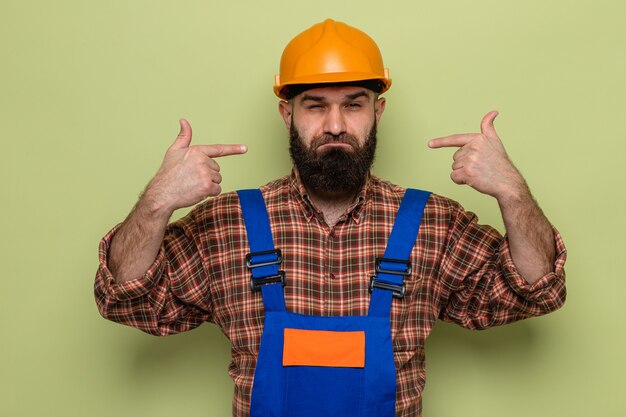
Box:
427;134;474;149
196;144;248;158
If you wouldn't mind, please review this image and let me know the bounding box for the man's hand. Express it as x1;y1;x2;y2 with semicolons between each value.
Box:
145;119;247;213
428;111;557;284
108;119;247;283
427;111;527;202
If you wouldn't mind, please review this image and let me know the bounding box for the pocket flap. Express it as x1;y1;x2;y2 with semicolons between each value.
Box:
283;328;365;368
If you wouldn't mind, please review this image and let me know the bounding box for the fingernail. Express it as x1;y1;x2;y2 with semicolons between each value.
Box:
241;145;248;152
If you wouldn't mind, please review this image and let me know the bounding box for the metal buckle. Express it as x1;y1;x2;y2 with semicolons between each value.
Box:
246;249;286;291
251;271;286;291
375;257;412;276
246;249;282;269
369;276;406;299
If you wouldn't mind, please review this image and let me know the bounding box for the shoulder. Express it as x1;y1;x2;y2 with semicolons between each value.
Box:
189;175;290;223
372;178;495;249
369;176;406;203
369;175;463;215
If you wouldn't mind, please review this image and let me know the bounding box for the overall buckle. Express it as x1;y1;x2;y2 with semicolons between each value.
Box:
250;271;286;291
246;249;286;291
375;257;411;276
369;277;406;299
369;257;411;299
246;249;283;268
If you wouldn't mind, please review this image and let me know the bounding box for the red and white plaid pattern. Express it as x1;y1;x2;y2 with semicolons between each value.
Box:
95;170;567;416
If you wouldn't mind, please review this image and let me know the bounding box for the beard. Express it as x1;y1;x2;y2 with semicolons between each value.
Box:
289;121;377;194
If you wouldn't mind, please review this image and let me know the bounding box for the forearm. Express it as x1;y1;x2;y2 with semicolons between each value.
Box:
497;184;556;285
109;190;174;284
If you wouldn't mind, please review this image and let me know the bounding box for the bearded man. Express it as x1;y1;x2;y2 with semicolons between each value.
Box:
94;19;566;417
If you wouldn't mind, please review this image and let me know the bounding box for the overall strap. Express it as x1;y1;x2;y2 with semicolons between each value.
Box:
237;189;286;312
368;189;431;317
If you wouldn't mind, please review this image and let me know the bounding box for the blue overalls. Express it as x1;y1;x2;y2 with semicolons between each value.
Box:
237;188;431;417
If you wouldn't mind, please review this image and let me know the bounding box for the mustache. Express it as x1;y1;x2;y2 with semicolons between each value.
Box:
311;133;360;151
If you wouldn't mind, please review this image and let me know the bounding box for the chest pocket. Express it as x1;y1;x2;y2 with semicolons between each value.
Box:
283;328;365;367
282;328;367;417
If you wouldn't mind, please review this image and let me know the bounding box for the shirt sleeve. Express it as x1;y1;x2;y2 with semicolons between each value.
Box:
437;199;567;330
94;208;213;336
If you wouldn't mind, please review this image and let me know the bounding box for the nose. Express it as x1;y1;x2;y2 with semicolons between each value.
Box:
323;106;347;137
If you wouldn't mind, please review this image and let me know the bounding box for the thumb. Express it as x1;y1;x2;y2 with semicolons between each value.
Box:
171;118;193;149
480;110;499;138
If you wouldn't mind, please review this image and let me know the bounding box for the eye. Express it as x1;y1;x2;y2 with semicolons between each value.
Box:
347;102;362;109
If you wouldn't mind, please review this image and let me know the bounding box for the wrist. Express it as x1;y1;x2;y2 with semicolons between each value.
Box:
138;187;176;221
496;181;532;209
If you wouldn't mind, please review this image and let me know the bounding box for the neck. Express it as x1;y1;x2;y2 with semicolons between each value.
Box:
304;186;360;228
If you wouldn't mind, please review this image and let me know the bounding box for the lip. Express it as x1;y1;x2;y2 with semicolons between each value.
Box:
316;142;354;152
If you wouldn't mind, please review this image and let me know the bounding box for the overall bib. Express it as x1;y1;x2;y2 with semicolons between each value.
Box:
237;188;431;417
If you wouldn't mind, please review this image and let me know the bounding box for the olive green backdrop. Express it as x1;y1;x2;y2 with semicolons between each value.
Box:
1;0;624;416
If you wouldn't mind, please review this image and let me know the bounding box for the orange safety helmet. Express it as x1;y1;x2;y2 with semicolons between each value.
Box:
274;19;392;99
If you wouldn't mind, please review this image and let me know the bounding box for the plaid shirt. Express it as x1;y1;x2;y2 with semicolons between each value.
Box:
94;170;567;417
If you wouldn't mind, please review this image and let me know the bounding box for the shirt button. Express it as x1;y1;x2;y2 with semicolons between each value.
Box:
330;273;336;279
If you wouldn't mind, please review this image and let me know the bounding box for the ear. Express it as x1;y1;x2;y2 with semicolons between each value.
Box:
278;100;293;130
374;97;386;124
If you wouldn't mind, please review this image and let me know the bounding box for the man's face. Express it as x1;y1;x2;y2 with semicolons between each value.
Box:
279;86;386;194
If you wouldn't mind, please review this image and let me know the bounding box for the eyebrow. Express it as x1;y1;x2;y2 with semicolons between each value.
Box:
345;91;370;101
300;90;371;103
301;94;325;103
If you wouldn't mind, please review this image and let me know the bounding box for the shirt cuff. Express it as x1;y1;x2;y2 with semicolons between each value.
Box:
96;223;166;301
499;224;567;300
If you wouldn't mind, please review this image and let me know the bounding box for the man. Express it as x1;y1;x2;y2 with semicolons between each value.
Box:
95;19;566;417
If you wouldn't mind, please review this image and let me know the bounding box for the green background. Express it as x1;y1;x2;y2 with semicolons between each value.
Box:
1;0;624;416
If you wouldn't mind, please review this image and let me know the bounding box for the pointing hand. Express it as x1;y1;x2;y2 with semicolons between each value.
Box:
428;111;527;200
427;111;527;201
146;119;247;212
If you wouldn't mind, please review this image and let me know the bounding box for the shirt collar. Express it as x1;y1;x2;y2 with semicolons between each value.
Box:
288;168;370;224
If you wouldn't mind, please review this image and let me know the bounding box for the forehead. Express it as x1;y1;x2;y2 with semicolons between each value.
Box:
295;86;374;102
